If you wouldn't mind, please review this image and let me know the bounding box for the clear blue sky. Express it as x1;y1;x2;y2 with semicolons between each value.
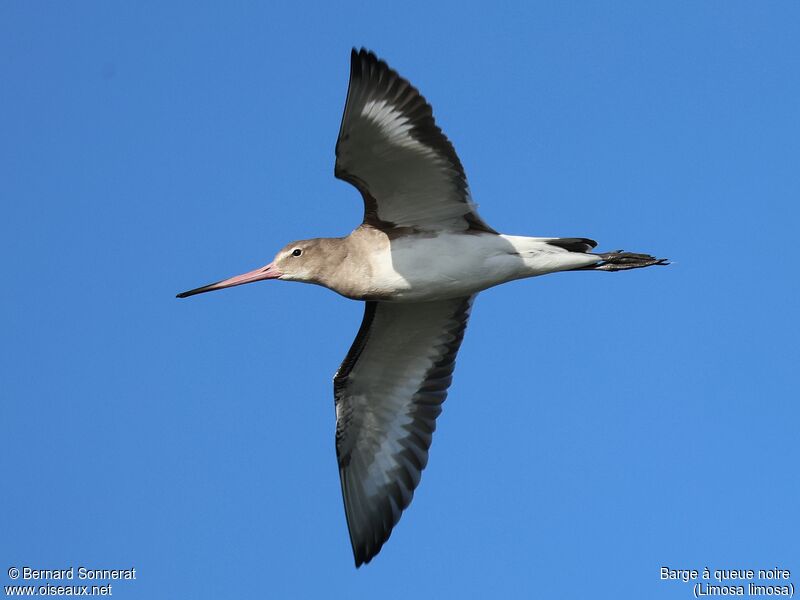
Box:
2;2;798;598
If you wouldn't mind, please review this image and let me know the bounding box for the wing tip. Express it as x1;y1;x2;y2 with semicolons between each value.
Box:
351;46;376;61
341;476;390;569
352;548;369;569
350;47;383;82
351;537;385;569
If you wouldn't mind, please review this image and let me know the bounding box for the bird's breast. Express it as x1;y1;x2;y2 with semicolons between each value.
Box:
339;231;524;302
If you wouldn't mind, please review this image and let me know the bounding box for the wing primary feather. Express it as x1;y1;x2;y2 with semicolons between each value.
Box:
335;49;497;233
333;296;476;566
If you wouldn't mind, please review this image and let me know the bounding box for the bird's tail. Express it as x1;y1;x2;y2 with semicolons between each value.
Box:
542;238;668;272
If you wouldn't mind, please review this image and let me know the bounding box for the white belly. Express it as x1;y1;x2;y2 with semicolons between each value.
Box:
367;232;598;301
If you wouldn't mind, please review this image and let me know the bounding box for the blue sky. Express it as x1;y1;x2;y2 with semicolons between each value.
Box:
2;2;798;598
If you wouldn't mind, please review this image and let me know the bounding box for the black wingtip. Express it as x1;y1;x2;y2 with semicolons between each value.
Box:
350;535;368;568
353;548;375;569
350;47;363;80
351;47;383;74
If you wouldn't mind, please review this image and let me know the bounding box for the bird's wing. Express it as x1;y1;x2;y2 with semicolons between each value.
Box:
334;296;475;566
334;48;496;233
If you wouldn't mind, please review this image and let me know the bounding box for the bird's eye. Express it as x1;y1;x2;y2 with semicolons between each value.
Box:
291;248;302;257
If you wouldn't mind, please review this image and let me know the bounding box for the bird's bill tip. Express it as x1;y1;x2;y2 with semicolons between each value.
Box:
176;262;281;299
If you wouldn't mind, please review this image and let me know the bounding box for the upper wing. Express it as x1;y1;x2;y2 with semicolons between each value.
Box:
335;48;495;233
334;296;475;566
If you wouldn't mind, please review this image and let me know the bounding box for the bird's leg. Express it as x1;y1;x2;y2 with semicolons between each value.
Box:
588;250;669;271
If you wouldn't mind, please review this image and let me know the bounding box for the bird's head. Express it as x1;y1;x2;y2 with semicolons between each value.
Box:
176;239;322;298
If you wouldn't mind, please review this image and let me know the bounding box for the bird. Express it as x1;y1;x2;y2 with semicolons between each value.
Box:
177;48;667;567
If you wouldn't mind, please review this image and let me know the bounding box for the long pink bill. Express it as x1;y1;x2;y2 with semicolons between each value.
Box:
177;262;281;298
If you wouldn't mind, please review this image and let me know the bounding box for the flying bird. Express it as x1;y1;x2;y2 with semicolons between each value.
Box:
178;48;667;567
